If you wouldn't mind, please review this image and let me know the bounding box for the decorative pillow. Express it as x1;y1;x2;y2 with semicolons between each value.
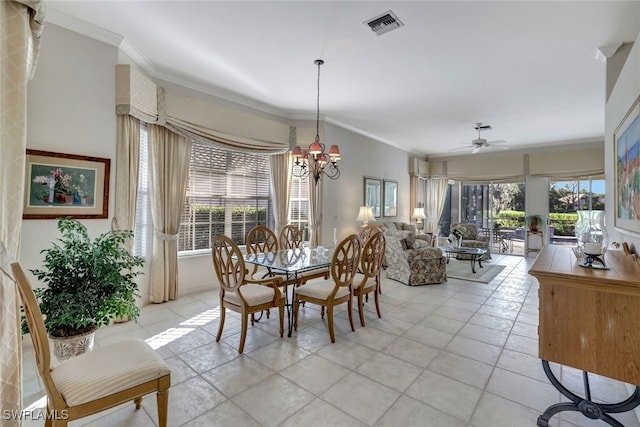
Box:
402;223;417;234
413;239;429;249
384;230;415;250
385;222;398;231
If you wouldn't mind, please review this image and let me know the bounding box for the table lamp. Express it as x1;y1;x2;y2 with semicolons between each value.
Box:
356;205;375;227
412;207;426;231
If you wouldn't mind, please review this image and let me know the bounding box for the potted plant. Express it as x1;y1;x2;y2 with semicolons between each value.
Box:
30;217;144;361
525;214;544;232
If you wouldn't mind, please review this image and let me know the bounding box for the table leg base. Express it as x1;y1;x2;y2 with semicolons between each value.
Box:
538;360;640;427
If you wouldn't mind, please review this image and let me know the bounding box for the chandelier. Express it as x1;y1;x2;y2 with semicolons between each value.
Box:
291;59;341;183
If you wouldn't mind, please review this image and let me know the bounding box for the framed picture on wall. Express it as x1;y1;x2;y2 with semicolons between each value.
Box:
614;95;640;235
364;176;382;218
383;179;398;217
23;149;110;219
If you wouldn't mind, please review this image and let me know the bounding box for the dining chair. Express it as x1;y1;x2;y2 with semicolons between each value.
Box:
352;230;385;326
245;225;279;280
357;224;382;244
278;224;303;249
9;261;171;427
211;234;285;353
358;224;383;295
293;234;362;343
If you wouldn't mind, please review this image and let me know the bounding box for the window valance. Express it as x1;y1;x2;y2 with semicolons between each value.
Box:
116;64;290;154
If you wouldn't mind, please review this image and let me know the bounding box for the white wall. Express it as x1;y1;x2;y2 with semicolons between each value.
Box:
22;24;117;285
606;33;640;251
322;123;411;243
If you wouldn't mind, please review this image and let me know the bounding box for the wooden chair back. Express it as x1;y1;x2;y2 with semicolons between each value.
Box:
211;235;246;293
360;231;386;281
246;226;278;254
331;234;363;289
279;225;303;249
11;262;65;408
358;224;382;244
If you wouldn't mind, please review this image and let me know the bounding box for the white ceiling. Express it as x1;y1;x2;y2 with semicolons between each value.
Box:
45;1;640;157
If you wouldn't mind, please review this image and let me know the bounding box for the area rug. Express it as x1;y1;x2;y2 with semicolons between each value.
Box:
446;260;506;283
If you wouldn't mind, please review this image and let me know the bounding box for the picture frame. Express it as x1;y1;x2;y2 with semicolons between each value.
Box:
23;149;110;219
363;176;382;218
614;95;640;235
383;179;398;217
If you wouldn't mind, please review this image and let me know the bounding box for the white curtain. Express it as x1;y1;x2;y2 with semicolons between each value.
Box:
114;115;140;241
425;177;449;235
0;1;44;424
148;125;192;303
308;178;323;246
269;152;292;237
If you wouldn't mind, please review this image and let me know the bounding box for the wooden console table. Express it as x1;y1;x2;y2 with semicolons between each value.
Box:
529;245;640;426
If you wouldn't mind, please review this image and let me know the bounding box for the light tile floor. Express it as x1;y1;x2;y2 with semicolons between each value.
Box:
22;254;640;426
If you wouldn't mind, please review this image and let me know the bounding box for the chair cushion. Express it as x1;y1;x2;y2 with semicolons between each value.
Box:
225;284;276;307
51;339;170;407
296;279;350;300
352;272;376;292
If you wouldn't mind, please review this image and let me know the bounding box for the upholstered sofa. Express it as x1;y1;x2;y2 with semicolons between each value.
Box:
450;223;491;260
383;230;447;286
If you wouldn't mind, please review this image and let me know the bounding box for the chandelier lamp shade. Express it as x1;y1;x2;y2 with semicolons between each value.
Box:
356;205;375;227
291;59;341;183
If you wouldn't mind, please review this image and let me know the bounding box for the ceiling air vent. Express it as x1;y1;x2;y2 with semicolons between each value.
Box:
364;10;404;36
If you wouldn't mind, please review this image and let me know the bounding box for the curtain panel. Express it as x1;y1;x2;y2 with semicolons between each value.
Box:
1;1;45;425
425;178;449;235
147;125;192;303
114;115;140;246
270;152;293;237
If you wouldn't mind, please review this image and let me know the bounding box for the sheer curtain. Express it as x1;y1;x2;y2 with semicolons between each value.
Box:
0;1;44;424
147;125;192;303
114;115;140;242
308;178;323;246
425;177;449;235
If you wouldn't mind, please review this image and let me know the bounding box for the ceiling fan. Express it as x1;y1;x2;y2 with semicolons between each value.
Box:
450;122;508;154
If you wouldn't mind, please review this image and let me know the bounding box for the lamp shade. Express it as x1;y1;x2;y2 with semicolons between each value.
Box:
356;206;375;223
412;208;426;219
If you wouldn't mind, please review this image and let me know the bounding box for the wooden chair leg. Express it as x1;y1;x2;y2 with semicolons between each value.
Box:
134;396;143;409
238;313;249;354
374;288;381;319
216;306;226;342
358;293;366;327
327;305;336;343
293;299;300;331
347;297;355;332
45;403;53;427
156;389;169;427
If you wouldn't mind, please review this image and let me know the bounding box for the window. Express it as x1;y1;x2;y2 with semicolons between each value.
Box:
289;175;309;240
133;124;152;258
178;141;272;251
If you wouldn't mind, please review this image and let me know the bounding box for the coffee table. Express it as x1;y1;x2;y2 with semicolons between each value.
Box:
439;246;487;274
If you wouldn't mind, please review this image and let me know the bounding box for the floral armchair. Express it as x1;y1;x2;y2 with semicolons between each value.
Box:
450;223;491;260
384;230;447;286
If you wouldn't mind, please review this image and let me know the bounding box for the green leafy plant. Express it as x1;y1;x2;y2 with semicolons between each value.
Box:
30;217;144;337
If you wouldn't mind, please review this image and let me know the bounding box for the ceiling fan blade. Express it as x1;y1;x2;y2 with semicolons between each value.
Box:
448;145;473;152
487;139;507;145
471;146;481;154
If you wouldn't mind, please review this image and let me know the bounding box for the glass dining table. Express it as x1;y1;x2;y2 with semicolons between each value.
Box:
242;247;333;337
